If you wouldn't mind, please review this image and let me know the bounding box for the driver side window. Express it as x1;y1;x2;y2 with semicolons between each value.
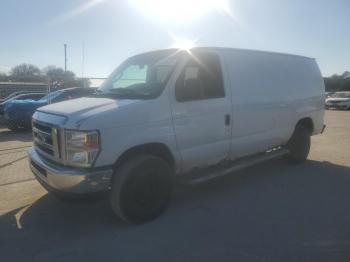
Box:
175;52;225;102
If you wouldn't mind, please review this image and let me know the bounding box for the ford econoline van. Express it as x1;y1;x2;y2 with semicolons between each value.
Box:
28;47;325;223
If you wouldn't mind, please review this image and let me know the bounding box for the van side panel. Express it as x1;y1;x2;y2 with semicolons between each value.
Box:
220;49;324;160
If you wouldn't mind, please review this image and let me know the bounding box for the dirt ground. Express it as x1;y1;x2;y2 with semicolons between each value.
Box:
0;110;350;262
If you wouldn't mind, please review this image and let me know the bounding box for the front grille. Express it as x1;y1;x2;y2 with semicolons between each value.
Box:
32;120;60;161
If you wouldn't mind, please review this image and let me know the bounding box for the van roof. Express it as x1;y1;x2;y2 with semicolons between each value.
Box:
139;47;314;60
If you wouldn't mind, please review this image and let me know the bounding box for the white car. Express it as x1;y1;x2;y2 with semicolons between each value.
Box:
28;47;325;224
325;91;350;110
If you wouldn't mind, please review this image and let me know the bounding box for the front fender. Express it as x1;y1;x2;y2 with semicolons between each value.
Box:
93;120;181;170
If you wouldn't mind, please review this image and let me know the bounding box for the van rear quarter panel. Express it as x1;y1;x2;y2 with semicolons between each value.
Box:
220;49;324;158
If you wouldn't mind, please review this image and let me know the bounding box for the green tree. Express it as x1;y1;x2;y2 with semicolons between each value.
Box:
0;72;8;81
9;63;45;82
43;66;85;89
324;72;350;92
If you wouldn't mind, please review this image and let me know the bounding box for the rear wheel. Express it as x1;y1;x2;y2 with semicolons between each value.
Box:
110;155;173;224
20;120;31;130
284;124;311;164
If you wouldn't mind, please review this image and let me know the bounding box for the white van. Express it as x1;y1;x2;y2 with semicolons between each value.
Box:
28;47;325;223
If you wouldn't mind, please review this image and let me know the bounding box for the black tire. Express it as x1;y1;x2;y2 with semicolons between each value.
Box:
21;120;32;130
110;155;173;224
284;125;311;164
6;120;19;131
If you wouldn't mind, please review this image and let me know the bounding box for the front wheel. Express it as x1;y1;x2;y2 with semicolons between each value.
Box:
6;120;19;131
110;155;173;224
284;125;311;164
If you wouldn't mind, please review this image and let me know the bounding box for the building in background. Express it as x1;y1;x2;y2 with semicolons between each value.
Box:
0;82;48;99
0;78;105;99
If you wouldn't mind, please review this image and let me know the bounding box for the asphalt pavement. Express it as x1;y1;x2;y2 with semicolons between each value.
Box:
0;110;350;262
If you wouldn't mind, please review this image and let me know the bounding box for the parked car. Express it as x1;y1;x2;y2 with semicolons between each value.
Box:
28;47;325;224
325;91;350;110
0;92;45;115
325;92;334;99
0;91;37;103
4;87;95;130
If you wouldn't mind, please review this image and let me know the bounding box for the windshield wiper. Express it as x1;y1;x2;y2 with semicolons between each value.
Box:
109;88;152;98
109;88;139;95
89;90;150;99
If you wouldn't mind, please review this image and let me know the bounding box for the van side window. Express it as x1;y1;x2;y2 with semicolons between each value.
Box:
175;52;224;102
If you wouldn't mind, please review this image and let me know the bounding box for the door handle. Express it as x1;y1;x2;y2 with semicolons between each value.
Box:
225;114;231;126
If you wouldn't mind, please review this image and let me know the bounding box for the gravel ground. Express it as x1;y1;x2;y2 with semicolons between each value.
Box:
0;110;350;262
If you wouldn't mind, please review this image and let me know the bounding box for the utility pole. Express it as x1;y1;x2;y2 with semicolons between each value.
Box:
82;42;85;88
64;44;67;72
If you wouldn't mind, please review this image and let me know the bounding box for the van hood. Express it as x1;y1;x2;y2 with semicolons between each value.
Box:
38;97;142;128
38;97;137;115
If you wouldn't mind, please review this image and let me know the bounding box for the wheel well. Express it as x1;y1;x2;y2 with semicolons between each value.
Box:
114;143;175;170
296;117;314;135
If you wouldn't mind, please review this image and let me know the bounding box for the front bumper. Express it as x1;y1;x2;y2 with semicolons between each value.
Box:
28;147;113;194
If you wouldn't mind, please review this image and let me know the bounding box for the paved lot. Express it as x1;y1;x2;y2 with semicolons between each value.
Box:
1;110;350;262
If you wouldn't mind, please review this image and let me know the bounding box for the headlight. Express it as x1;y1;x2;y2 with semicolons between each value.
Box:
64;130;100;167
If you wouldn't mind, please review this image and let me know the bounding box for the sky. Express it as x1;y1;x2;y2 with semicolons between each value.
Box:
0;0;349;78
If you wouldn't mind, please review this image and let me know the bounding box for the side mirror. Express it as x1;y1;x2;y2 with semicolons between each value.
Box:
176;78;201;102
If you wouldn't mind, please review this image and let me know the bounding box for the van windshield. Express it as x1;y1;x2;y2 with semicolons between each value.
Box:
98;50;179;99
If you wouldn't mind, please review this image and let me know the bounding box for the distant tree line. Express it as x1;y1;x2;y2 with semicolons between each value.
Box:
0;63;89;89
0;63;349;92
324;72;350;92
